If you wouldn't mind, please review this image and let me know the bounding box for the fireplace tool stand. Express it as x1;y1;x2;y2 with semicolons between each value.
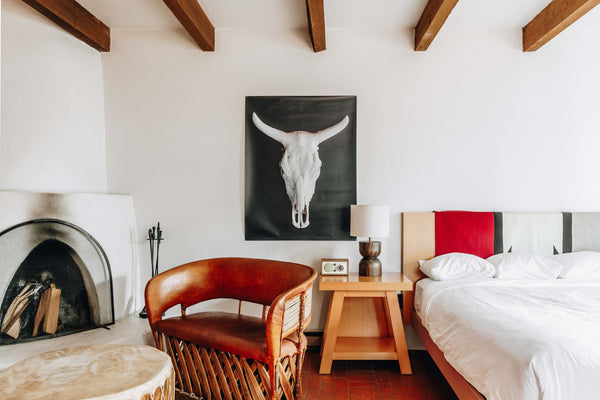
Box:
139;223;163;319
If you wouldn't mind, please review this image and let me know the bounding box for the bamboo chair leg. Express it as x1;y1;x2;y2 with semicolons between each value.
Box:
294;350;305;400
269;360;278;400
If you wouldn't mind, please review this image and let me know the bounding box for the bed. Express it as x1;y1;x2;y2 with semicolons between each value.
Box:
401;211;600;400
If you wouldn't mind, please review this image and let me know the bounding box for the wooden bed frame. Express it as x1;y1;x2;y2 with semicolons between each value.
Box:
401;212;485;400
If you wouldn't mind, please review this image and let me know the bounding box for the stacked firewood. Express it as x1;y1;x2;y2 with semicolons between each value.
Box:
1;283;61;339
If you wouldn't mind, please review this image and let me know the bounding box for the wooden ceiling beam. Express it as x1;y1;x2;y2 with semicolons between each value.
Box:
162;0;215;51
414;0;460;51
523;0;600;51
22;0;110;52
306;0;326;52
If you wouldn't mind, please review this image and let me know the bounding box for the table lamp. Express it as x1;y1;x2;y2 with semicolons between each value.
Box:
350;205;390;277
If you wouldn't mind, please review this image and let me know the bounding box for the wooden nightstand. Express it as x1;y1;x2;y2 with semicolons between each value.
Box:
319;273;413;374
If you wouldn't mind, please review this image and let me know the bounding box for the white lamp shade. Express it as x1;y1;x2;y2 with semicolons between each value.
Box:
350;205;390;238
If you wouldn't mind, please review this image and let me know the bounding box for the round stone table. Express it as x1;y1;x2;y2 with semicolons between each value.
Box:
0;344;174;400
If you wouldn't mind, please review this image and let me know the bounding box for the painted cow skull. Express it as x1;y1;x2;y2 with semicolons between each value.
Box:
252;113;349;229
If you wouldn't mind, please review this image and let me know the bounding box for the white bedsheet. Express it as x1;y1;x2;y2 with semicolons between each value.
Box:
416;278;600;400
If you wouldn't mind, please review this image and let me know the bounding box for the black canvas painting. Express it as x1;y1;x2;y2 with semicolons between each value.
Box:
245;96;357;240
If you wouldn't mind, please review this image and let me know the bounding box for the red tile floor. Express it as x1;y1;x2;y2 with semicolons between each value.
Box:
301;350;459;400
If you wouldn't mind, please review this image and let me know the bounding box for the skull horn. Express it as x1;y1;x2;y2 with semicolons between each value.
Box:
252;113;287;144
316;115;349;144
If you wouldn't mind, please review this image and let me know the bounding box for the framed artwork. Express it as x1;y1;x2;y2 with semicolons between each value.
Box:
245;96;357;240
321;258;349;276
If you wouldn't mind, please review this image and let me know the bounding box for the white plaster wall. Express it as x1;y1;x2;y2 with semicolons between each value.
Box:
0;0;107;193
102;27;600;338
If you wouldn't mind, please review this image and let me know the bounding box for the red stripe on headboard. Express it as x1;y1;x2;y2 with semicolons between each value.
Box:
435;211;495;258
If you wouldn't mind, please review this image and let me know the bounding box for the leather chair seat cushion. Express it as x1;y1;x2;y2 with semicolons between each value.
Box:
153;312;303;364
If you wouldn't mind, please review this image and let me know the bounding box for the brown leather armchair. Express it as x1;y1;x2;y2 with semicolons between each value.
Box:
145;258;316;400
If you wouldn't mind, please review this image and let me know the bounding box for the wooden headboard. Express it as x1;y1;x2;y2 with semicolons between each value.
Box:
401;213;434;324
401;210;600;324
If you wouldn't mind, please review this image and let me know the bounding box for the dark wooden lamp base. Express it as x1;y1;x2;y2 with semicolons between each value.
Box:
358;241;382;277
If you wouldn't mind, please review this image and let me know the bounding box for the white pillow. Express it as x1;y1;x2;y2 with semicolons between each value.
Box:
551;251;600;280
487;253;563;279
419;252;495;281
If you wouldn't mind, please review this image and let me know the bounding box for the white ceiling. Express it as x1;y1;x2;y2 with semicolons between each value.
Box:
77;0;600;31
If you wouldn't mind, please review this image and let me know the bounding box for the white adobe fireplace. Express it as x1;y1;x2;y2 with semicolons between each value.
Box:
0;191;151;370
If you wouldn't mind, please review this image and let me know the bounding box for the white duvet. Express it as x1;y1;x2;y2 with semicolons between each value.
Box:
416;279;600;400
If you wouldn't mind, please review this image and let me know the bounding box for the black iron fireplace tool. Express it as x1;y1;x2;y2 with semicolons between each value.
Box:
139;222;163;319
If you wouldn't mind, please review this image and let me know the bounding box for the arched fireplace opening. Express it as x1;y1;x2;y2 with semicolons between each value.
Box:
0;219;114;345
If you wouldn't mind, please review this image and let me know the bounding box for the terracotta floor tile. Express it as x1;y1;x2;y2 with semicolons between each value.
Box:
376;383;393;395
320;384;335;395
302;350;458;400
304;382;321;389
349;387;379;400
348;381;378;389
374;374;391;383
332;392;350;400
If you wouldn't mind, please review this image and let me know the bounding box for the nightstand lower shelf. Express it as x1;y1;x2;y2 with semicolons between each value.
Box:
332;337;398;360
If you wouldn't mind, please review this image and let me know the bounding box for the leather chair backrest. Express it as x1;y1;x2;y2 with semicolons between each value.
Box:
145;257;315;326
